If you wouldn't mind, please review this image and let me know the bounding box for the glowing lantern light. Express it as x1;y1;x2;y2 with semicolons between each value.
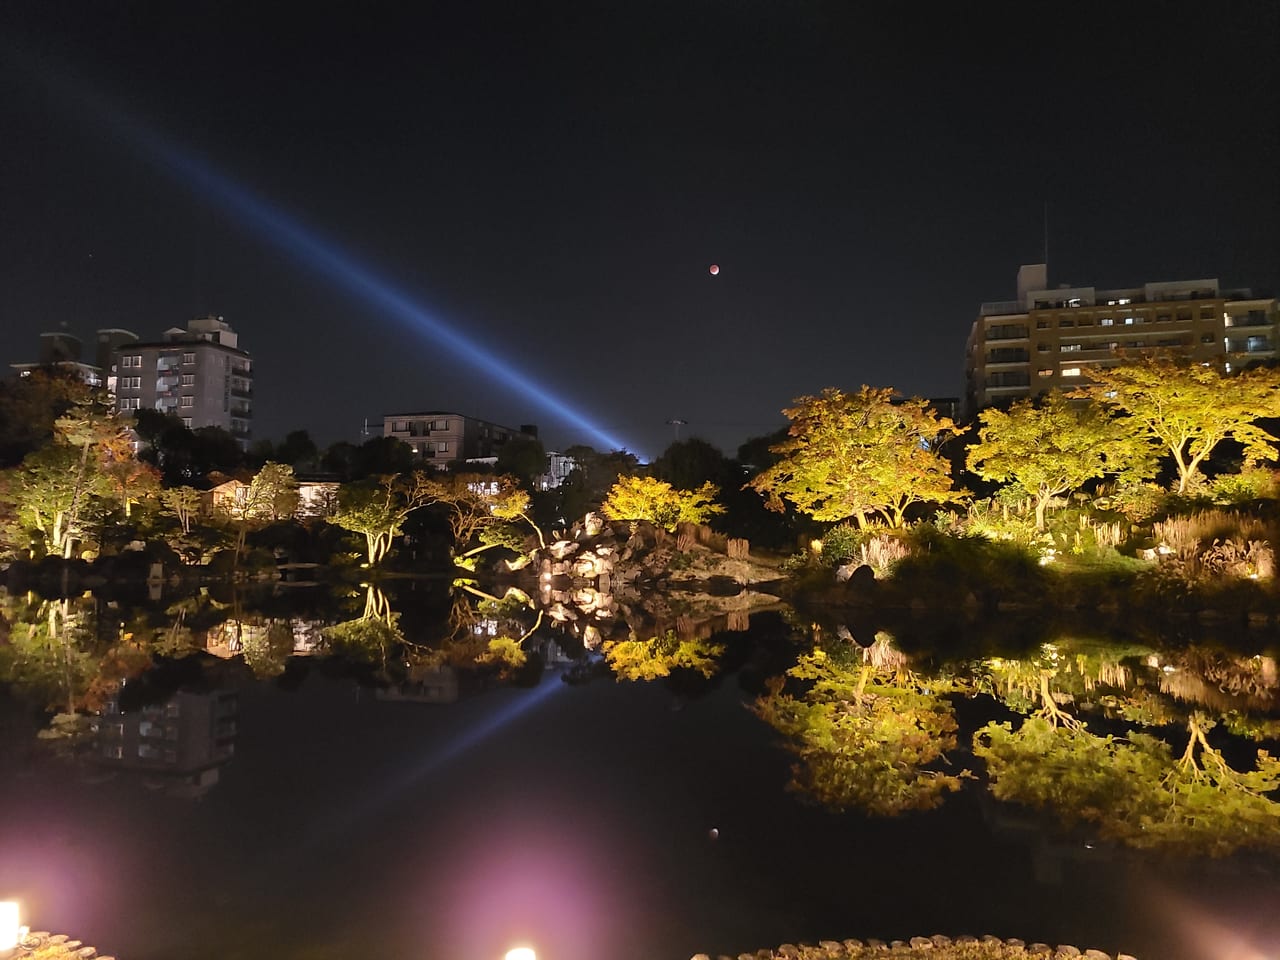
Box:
0;901;21;951
505;949;537;960
708;264;719;275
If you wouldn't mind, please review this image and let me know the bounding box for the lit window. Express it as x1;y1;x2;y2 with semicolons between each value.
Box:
1038;369;1053;378
182;352;195;364
180;396;194;408
1124;317;1134;325
1060;343;1082;352
1061;367;1082;377
182;374;194;386
182;417;192;428
1100;317;1114;326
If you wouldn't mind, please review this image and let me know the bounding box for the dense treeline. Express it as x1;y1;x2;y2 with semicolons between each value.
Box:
2;354;1279;581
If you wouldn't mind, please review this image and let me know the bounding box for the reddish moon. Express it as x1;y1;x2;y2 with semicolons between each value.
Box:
708;264;720;276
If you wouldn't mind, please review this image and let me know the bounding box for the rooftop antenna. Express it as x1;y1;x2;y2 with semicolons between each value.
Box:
666;418;687;442
360;417;371;441
1043;200;1050;286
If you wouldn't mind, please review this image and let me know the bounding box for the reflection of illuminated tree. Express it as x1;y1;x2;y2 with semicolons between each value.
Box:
973;645;1280;856
975;712;1280;857
603;630;724;681
321;585;404;671
0;595;152;726
236;620;296;678
753;648;967;816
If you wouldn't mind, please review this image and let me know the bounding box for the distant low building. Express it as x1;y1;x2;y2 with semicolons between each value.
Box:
9;328;127;388
382;410;537;466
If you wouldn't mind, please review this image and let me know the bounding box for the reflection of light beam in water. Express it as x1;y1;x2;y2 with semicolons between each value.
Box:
16;54;636;455
312;681;564;841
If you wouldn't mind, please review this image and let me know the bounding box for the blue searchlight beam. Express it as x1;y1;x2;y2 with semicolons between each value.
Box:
51;66;636;455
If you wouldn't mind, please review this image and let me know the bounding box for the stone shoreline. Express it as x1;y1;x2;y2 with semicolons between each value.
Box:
693;935;1137;960
8;930;115;960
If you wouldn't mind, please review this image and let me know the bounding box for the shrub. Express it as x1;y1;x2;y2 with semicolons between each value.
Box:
1210;465;1280;505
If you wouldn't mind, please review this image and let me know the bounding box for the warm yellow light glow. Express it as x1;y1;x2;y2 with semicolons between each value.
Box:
0;901;20;951
505;948;537;960
810;539;824;554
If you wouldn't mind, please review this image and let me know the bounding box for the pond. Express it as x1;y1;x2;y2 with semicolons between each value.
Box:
1;582;1278;960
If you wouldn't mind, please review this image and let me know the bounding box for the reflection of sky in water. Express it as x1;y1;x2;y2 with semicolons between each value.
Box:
2;608;1280;959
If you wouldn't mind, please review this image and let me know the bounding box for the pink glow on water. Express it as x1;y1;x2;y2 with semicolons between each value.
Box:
405;811;632;960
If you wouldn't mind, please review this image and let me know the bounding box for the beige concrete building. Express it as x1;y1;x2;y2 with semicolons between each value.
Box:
965;263;1278;416
382;410;535;467
109;315;253;446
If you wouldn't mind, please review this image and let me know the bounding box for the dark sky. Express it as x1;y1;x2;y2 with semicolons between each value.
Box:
2;1;1277;459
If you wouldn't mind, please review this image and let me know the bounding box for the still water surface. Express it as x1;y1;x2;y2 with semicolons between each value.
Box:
1;585;1278;960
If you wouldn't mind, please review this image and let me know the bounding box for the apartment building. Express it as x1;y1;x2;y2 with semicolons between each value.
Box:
965;263;1278;416
382;410;536;467
110;315;253;447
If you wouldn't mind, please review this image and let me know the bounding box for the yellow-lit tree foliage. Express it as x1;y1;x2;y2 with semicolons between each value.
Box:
1077;355;1280;494
331;471;441;565
600;475;723;531
967;390;1150;531
749;386;961;528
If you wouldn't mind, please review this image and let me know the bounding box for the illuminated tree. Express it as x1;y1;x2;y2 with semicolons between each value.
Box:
97;429;161;519
967;390;1150;531
600;475;724;531
0;367;90;467
0;444;110;558
1078;355;1280;494
331;471;441;565
214;462;300;566
752;646;968;816
160;485;204;535
748;387;961;528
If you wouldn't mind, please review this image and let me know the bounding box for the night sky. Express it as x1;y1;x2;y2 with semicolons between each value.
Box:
2;2;1277;460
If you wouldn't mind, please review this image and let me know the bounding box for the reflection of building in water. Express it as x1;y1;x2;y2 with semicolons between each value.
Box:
93;689;239;799
204;617;326;659
375;667;459;704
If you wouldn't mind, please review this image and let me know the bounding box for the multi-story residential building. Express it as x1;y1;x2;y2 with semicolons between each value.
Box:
109;315;253;446
382;410;536;467
965;263;1278;416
